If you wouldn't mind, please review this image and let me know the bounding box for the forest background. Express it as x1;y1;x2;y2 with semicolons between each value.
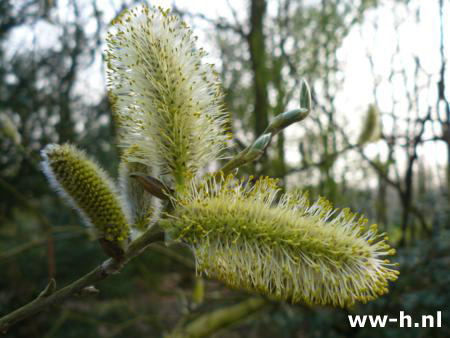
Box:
0;0;449;337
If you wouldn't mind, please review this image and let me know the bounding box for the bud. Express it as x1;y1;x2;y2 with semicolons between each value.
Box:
106;5;229;189
358;104;380;145
265;109;309;135
118;158;162;233
263;79;311;136
191;277;205;305
41;144;130;252
244;133;272;162
163;175;399;307
299;78;312;112
0;113;21;146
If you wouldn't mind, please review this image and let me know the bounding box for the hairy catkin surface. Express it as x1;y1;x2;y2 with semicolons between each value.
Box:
106;5;230;188
165;175;399;307
42;144;130;244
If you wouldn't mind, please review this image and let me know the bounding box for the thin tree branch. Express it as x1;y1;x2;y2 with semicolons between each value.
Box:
172;7;246;37
218;108;309;177
171;297;268;337
218;80;311;177
0;177;56;279
285;144;356;175
0;227;164;334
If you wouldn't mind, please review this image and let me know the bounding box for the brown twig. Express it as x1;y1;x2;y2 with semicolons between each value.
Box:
0;228;164;334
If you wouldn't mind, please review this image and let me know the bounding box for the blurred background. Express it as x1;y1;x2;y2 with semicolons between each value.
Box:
0;0;449;337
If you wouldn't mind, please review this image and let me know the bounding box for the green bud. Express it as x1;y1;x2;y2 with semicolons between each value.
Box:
358;104;380;145
299;78;312;112
41;144;130;253
0;113;21;146
265;109;308;135
245;133;272;162
191;277;205;305
118;158;162;233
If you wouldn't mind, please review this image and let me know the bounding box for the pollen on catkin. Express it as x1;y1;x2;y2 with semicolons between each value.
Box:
105;5;230;190
163;174;399;308
41;144;130;245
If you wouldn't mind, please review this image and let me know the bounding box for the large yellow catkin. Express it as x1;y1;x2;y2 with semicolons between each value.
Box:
106;5;230;190
41;144;130;249
163;175;399;308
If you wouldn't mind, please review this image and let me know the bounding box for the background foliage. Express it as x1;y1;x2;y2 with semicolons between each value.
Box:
0;0;449;337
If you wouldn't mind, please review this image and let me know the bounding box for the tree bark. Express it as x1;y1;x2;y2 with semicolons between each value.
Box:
248;0;269;139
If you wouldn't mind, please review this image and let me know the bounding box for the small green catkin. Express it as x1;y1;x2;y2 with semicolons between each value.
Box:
41;144;130;247
163;174;399;308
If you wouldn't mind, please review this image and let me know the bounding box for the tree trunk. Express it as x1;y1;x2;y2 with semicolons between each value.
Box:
248;0;269;139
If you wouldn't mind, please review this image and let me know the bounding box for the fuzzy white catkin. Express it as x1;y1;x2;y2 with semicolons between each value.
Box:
106;5;230;190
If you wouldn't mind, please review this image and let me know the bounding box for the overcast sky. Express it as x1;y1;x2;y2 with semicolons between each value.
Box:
8;0;450;187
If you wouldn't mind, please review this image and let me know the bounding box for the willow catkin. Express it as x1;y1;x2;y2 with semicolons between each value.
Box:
163;174;399;307
106;5;230;190
41;144;130;248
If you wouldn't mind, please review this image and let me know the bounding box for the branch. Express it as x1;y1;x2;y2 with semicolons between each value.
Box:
171;297;268;337
409;205;431;236
0;225;88;261
333;122;402;193
172;6;246;37
286;144;356;175
0;227;164;334
0;177;56;279
218;79;312;177
358;147;401;192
